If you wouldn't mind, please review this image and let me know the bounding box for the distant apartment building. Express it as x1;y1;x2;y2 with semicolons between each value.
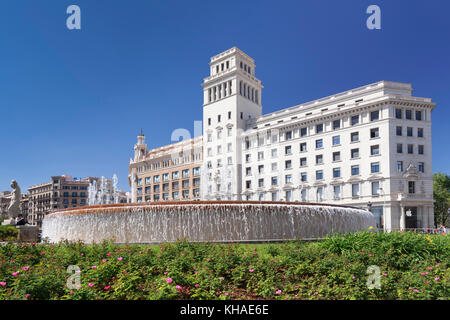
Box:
27;175;127;228
129;134;203;202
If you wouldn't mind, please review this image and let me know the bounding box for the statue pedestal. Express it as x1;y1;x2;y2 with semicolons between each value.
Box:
1;218;16;226
16;225;39;242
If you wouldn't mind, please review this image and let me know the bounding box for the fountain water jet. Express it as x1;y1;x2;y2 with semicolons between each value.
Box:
41;201;375;243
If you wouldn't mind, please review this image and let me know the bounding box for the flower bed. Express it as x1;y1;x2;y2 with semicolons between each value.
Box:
0;231;448;300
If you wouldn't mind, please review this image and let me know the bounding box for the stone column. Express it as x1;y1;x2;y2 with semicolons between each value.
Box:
400;204;406;231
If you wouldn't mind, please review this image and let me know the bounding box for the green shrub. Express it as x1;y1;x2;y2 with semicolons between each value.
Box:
0;231;448;300
0;225;19;241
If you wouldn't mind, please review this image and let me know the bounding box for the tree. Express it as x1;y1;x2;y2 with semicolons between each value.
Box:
433;172;450;226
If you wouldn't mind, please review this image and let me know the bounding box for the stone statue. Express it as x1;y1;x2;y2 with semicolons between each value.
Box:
2;180;21;226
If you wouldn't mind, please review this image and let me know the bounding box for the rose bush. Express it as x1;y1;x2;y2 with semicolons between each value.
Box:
0;231;448;300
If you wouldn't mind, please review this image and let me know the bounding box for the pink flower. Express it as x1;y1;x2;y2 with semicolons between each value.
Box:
414;289;419;293
166;278;173;284
181;253;185;257
434;277;440;281
0;282;6;286
352;276;356;279
91;266;97;270
157;254;161;258
195;284;199;288
420;273;427;276
224;292;229;296
88;283;94;287
25;294;30;298
160;248;163;251
315;291;319;295
164;272;168;275
104;286;110;290
122;271;128;274
114;249;118;252
219;277;224;280
276;290;282;295
369;254;373;257
81;253;84;256
102;259;107;263
40;252;45;256
69;290;74;295
117;257;123;261
106;253;111;256
249;269;254;273
206;258;210;262
176;285;182;291
22;266;29;271
382;273;387;277
12;272;19;276
194;271;198;274
253;252;257;255
146;248;151;251
427;267;432;270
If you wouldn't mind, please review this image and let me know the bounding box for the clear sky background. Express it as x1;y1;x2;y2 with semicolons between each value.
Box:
0;0;449;192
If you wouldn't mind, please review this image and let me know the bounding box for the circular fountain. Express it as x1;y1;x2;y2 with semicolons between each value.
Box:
41;201;375;243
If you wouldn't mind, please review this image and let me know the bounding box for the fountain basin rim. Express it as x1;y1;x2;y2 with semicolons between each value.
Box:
44;200;367;219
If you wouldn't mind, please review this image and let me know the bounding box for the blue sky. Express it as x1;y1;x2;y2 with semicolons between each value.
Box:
0;0;449;192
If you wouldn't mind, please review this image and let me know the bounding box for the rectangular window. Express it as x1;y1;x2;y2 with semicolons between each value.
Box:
271;177;278;186
406;110;412;120
418;162;424;173
415;110;422;120
408;181;415;194
316;124;323;133
351;115;359;126
245;181;251;189
333;119;341;130
395;108;402;119
245;167;252;176
285;160;292;169
351;148;359;159
371;145;380;156
371;162;380;173
334;185;341;199
351;132;359;142
271;162;278;172
258;165;264;174
351;165;360;176
316;170;323;180
301;189;307;201
316;187;323;202
285;190;292;202
182;169;190;178
258;151;264;161
396;126;402;136
316;139;323;149
301;172;307;182
332;135;340;146
397;161;403;172
418;145;424;154
397;144;403;154
300;142;307;152
352;183;360;197
271;192;278;201
408;144;414;154
285;175;292;184
258;178;264;188
407;127;413;137
333;168;341;178
316;154;323;165
333;151;341;162
285;131;292;140
285;145;292;155
370;110;379;121
300;157;307;167
300;127;307;137
370;128;379;138
372;181;380;196
418;128;424;138
271;148;277;158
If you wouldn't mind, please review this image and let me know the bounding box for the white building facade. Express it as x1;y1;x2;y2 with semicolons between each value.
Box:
201;47;436;231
